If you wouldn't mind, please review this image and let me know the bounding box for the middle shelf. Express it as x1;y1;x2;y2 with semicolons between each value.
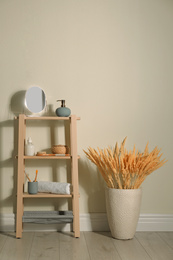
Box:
23;192;72;198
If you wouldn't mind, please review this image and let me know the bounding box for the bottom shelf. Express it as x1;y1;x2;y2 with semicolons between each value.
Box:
22;211;73;224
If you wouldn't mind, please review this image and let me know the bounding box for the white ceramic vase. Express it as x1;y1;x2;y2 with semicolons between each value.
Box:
105;187;142;240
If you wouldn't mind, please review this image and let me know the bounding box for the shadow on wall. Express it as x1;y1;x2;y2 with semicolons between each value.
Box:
0;91;28;220
0;90;24;227
0;119;17;231
0;91;30;230
78;158;106;213
10;90;26;116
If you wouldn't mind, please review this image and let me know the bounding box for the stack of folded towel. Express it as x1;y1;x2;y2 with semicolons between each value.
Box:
38;181;71;195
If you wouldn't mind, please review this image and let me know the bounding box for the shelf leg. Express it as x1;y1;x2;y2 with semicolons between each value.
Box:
16;197;23;238
72;193;80;238
16;114;25;238
70;115;80;238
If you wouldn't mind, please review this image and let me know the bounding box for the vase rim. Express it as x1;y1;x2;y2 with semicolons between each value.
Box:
106;186;142;191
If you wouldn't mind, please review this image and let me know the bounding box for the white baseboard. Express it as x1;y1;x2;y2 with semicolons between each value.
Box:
137;214;173;232
0;213;173;232
0;214;15;232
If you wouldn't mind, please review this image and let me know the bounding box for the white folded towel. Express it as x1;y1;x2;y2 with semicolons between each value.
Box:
38;181;71;195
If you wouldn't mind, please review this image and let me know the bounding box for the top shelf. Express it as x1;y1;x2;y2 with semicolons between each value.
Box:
15;115;80;121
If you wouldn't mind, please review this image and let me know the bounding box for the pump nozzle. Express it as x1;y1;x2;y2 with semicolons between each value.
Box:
57;100;66;107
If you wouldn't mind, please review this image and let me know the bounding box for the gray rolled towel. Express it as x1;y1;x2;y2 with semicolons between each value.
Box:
38;181;71;194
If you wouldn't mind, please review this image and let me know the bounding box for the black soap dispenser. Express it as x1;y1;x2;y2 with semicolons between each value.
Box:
56;100;71;117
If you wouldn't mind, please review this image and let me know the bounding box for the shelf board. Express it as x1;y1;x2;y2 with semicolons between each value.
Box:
15;116;80;120
21;155;80;159
22;210;73;224
23;192;72;198
24;155;71;159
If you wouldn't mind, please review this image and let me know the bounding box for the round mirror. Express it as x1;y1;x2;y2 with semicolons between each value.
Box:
25;86;46;113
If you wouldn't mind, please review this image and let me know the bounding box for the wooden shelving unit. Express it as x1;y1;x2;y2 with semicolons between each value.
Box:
16;114;80;238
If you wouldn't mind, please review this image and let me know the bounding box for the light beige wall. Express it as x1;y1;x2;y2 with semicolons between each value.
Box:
0;0;172;214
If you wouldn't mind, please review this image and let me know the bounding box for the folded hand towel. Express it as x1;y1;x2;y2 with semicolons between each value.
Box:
38;181;71;195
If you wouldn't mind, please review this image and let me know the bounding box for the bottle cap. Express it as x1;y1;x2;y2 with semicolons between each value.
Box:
28;137;32;143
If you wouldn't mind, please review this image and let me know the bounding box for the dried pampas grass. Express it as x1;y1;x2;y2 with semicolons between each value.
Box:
83;137;167;189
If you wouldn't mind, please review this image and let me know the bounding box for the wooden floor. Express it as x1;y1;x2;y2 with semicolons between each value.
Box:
0;231;173;260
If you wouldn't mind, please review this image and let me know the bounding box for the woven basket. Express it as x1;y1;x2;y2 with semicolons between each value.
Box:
52;145;68;154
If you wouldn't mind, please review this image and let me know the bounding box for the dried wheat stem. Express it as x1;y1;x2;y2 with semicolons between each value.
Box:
83;138;167;189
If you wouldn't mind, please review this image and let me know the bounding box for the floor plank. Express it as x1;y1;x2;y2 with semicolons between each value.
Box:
0;232;34;260
157;232;173;249
84;232;121;260
0;231;173;260
28;232;60;260
135;232;173;260
59;232;90;260
0;232;8;252
111;233;151;260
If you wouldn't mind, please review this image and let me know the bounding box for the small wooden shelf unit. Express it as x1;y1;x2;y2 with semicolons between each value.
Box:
16;114;80;238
